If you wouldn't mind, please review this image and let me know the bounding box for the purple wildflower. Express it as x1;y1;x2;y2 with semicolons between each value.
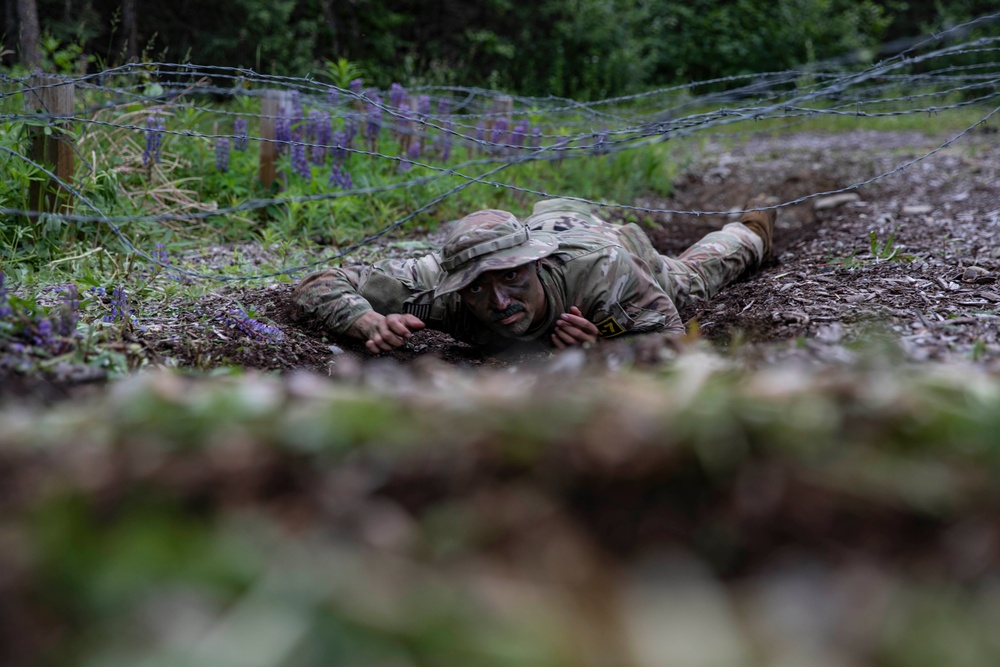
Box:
349;78;363;95
223;308;284;342
311;111;331;165
143;113;165;166
331;131;348;164
490;118;508;154
389;83;406;110
397;101;413;156
234;117;249;151
511;121;528;150
32;318;54;348
327;88;339;108
329;164;353;190
275;106;292;155
215;137;230;172
103;286;132;323
155;243;169;264
417;95;431;119
292;141;310;181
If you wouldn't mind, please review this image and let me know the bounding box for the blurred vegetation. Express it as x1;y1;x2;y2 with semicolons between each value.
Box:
2;0;997;98
1;355;999;666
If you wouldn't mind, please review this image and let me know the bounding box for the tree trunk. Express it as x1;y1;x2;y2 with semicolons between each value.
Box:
120;0;138;61
16;0;40;67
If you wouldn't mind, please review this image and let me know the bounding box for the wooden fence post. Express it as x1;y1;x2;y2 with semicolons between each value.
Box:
25;74;75;216
259;90;289;190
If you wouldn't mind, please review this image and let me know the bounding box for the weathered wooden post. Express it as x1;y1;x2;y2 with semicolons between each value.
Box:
25;74;75;215
258;90;288;190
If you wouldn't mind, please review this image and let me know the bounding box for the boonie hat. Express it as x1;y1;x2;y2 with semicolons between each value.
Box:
434;210;558;297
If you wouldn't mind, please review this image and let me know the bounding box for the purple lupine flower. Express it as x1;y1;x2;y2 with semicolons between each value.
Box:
215;137;230;172
143;113;165;166
103;286;132;323
292;141;310;181
275;106;292;155
490;118;508;154
389;83;406;110
397;100;413;154
530;126;542;149
331;131;348;164
56;285;79;337
309;110;331;164
511;121;528;150
350;78;363;95
329;164;353;190
327;88;339;109
417;95;431;119
234;117;249;151
0;271;11;319
365;91;382;149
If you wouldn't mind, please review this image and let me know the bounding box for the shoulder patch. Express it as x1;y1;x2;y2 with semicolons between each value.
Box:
596;315;626;338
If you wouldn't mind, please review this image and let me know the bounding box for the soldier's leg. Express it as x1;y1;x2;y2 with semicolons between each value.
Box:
654;199;776;308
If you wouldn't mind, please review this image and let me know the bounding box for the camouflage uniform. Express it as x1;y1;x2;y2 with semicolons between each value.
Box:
293;199;764;351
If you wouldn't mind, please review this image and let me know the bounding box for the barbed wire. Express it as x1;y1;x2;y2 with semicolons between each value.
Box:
1;12;998;283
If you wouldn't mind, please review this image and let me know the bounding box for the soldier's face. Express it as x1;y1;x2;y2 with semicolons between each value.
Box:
460;262;546;337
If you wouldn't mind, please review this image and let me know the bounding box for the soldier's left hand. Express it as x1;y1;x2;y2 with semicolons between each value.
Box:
552;306;600;349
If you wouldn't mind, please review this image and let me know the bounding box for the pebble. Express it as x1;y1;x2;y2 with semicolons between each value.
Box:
963;266;990;282
902;204;933;215
813;193;860;210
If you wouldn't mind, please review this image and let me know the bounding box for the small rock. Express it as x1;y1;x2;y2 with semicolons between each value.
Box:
902;204;933;215
963;266;991;282
813;193;860;210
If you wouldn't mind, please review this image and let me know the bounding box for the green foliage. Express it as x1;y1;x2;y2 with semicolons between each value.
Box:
12;0;988;99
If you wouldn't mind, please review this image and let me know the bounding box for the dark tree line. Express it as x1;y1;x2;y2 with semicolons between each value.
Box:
2;0;997;98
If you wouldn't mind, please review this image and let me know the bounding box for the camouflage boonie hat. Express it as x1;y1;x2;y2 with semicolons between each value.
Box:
434;209;559;297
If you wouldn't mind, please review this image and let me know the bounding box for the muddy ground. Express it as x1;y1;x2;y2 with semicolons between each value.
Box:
5;127;1000;399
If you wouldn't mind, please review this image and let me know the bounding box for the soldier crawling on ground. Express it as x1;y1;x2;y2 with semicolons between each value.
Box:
293;197;777;354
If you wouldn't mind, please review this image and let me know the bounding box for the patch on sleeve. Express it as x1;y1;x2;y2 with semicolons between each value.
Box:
403;302;432;321
595;315;626;338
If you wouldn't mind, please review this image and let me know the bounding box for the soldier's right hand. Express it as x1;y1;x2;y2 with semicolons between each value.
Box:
352;311;426;353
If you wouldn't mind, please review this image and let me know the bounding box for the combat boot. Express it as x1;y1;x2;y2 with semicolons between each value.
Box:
739;195;778;261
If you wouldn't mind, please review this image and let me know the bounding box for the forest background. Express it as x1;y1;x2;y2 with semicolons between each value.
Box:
3;0;998;99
